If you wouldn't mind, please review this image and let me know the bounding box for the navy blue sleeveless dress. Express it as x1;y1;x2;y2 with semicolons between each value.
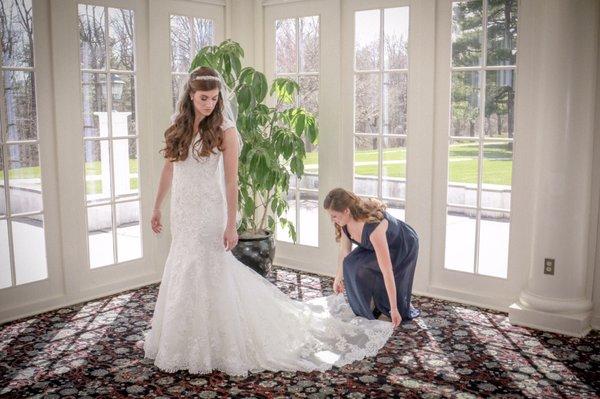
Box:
342;211;420;321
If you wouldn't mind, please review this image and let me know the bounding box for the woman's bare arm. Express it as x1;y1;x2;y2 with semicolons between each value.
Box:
369;220;398;315
150;159;173;234
222;128;239;229
337;231;352;279
153;159;173;210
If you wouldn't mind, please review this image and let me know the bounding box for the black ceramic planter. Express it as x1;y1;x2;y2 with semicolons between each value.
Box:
232;230;275;276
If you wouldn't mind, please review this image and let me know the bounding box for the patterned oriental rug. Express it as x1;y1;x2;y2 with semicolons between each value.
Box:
1;266;599;398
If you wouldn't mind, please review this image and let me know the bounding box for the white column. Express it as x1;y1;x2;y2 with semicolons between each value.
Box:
508;0;599;337
111;112;133;196
94;112;111;197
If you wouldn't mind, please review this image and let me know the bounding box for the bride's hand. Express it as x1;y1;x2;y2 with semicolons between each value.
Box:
223;225;238;251
151;209;163;234
333;275;345;294
390;308;402;328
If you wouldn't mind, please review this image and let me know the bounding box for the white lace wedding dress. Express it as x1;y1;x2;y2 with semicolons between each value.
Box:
143;119;394;376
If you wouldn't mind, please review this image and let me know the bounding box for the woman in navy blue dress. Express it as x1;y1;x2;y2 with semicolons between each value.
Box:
324;188;420;327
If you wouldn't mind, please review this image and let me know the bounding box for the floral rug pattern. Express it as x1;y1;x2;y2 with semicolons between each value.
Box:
1;266;599;398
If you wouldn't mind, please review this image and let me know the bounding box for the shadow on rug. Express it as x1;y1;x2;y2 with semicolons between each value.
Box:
1;265;599;398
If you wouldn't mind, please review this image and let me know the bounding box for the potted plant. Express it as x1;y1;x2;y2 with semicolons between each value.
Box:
189;40;318;276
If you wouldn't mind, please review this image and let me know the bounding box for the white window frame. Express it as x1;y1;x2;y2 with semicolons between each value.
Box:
430;0;523;309
264;0;341;274
350;3;410;219
444;0;516;278
272;14;321;247
78;3;143;268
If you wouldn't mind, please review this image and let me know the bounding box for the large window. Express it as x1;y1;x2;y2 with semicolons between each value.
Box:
78;4;142;268
170;15;214;108
274;15;320;247
0;0;48;289
445;0;517;278
353;7;409;221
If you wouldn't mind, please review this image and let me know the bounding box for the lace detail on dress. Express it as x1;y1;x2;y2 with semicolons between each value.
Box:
143;118;393;376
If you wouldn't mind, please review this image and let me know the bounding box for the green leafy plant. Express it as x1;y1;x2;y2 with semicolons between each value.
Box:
190;40;318;241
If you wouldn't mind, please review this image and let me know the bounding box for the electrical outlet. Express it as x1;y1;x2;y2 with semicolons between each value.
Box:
544;258;555;275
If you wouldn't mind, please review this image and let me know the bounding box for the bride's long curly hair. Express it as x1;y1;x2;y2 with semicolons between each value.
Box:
323;188;387;242
160;66;225;161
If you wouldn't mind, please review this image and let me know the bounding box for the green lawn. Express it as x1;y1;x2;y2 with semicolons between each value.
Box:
304;142;513;185
3;143;512;187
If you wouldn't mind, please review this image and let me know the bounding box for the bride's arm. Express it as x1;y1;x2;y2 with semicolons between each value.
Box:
151;159;173;234
222;128;239;248
153;159;173;210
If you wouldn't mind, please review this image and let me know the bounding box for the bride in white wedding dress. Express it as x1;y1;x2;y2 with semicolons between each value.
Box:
143;66;395;377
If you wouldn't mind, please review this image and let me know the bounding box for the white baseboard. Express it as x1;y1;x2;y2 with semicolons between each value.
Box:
509;302;592;337
414;285;513;313
0;273;162;326
273;256;336;278
592;314;600;331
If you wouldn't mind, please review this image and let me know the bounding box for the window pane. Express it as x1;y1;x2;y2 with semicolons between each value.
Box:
485;70;515;138
354;136;378;197
88;205;114;268
355;9;380;70
170;15;214;73
1;0;34;67
116;201;141;262
384;7;409;70
299;16;319;73
81;72;107;137
276;189;296;243
298;75;319;190
386;202;405;222
383;72;407;135
113;138;138;196
445;206;476;273
276;18;297;74
170;16;190;73
13;214;47;285
355;73;380;134
382;137;406;200
193;17;214;48
0;220;11;289
7;143;42;214
3;71;37;141
478;210;509;278
172;74;186;110
451;71;481;137
298;191;318;247
298;75;319;117
111;74;135;137
482;140;512;210
84;140;112;203
78;4;106;70
448;139;479;207
451;1;483;67
108;7;134;71
486;0;517;66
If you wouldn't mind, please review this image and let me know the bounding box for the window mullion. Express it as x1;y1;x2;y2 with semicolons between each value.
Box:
295;17;301;243
0;143;17;287
0;65;16;286
474;0;490;275
103;7;118;265
377;8;384;199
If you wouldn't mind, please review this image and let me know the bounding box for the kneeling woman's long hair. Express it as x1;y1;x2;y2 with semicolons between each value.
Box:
160;66;225;161
323;188;386;242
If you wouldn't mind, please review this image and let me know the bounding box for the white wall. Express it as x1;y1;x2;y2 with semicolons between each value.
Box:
1;0;599;335
591;19;600;330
